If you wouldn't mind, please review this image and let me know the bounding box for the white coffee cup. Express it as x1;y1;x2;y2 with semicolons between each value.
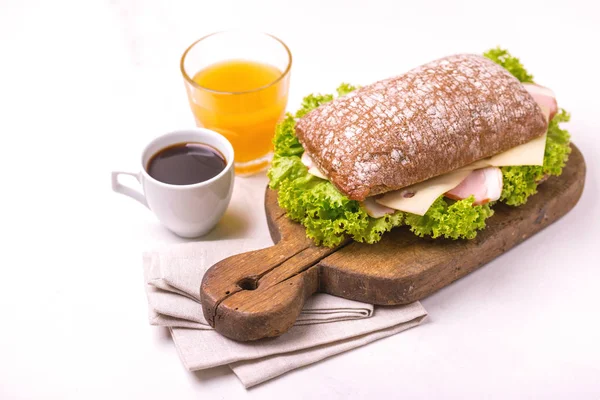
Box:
111;128;235;238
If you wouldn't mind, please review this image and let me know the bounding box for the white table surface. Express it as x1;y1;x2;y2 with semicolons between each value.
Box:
1;0;599;398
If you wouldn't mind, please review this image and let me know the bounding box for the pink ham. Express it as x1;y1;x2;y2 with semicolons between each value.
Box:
523;83;558;121
361;197;395;218
445;167;503;205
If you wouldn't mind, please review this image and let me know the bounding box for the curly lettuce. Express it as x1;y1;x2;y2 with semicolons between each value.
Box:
268;49;571;247
483;47;534;84
405;197;494;240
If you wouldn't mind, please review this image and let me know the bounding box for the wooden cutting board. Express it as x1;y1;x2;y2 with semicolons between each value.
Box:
201;145;585;341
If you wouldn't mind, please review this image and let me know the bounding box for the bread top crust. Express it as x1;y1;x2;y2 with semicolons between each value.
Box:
295;54;548;201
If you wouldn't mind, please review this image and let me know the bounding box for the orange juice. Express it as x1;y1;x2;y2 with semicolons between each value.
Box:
187;59;289;175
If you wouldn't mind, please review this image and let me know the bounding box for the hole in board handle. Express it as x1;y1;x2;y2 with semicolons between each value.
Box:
237;276;259;291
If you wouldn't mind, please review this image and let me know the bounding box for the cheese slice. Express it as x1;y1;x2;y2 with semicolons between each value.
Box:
458;134;547;170
456;158;490;172
375;169;473;216
485;133;546;167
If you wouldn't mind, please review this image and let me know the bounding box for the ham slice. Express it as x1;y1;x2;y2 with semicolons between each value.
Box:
445;167;503;205
361;197;395;218
524;83;558;121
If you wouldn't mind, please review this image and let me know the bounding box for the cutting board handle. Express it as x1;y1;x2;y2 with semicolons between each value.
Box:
200;202;345;341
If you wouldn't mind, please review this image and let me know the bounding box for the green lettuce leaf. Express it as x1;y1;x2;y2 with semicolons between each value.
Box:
405;197;494;240
336;83;359;97
294;94;334;118
272;114;303;157
483;47;534;83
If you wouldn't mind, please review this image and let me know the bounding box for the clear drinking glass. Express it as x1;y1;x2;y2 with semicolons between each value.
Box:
180;31;292;175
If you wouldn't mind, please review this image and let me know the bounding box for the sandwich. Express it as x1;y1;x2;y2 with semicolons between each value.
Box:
268;48;572;247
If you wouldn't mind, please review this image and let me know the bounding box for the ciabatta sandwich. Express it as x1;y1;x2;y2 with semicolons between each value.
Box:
268;49;571;247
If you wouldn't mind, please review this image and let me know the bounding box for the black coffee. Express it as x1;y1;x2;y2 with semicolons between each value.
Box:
147;142;226;185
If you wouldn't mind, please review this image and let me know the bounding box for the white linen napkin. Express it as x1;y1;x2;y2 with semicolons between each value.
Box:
142;176;428;387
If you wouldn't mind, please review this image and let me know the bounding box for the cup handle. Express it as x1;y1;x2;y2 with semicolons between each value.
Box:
111;171;148;208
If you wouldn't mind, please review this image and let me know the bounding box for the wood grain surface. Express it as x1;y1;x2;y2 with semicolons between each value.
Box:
200;145;585;341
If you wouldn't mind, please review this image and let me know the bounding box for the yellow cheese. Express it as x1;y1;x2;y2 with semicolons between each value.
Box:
485;133;546;167
375;169;473;216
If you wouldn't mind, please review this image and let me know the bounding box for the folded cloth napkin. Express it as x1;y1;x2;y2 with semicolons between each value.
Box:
143;242;427;387
142;176;428;388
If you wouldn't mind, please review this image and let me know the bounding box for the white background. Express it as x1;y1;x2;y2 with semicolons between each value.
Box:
1;0;599;398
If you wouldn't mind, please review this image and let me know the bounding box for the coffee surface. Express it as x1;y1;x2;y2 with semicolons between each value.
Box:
147;142;226;185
